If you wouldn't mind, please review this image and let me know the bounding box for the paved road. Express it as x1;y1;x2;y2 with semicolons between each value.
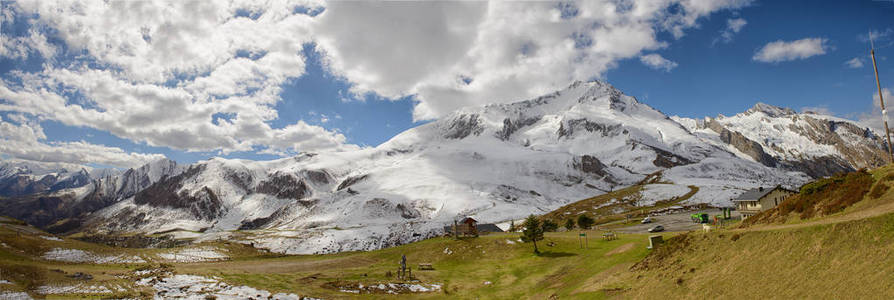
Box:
608;209;742;234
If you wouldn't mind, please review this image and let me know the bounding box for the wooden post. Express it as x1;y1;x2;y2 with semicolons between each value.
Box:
871;30;894;163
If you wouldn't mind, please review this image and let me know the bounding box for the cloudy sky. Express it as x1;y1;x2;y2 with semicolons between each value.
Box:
0;0;892;169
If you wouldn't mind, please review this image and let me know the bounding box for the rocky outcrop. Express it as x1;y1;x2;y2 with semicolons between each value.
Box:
496;116;541;140
255;173;310;200
443;114;484;139
336;174;368;191
557;118;624;138
780;156;853;178
713;125;778;167
133;166;224;220
573;155;609;177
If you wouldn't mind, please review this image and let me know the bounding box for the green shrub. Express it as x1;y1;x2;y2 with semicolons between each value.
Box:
577;214;595;229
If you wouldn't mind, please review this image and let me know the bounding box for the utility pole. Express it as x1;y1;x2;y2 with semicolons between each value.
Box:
871;30;894;163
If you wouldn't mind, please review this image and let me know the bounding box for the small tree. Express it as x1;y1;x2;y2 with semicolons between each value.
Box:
542;219;558;232
509;220;516;232
577;214;595;230
564;218;575;230
520;215;544;254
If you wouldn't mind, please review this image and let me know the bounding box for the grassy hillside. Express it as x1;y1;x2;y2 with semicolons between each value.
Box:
599;212;894;298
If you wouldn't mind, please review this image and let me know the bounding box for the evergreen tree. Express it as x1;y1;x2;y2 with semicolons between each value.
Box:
564;218;575;230
520;214;544;254
577;214;595;229
542;219;558;232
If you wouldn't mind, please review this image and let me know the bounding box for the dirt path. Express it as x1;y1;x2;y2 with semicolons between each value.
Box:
604;242;634;256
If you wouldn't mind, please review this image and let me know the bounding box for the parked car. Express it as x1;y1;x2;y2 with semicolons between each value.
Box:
641;216;652;224
648;225;664;233
691;213;709;223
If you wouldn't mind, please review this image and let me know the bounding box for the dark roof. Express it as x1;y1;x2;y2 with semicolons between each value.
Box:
442;223;504;233
476;223;503;233
732;185;794;201
461;217;477;224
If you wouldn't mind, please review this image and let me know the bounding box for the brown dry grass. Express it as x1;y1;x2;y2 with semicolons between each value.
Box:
744;170;875;226
607;212;894;299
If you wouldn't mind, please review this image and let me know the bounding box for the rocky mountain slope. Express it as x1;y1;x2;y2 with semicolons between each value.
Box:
0;160;97;197
0;80;886;254
0;159;182;231
673;104;888;177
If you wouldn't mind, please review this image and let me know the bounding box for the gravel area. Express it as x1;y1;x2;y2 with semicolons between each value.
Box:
609;209;742;234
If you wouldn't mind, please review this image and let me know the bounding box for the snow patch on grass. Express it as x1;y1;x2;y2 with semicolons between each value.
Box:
36;284;114;294
157;247;228;262
639;184;691;206
139;274;313;299
42;248;146;264
0;291;32;300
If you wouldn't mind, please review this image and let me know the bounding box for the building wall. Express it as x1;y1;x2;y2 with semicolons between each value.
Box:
759;189;794;211
737;188;796;219
737;200;761;212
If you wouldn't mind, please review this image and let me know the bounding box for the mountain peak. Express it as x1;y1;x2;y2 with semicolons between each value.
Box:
747;102;796;117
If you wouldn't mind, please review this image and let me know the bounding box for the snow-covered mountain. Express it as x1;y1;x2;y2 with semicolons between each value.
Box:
0;158;183;230
78;81;805;253
0;80;885;254
673;103;888;177
0;160;94;197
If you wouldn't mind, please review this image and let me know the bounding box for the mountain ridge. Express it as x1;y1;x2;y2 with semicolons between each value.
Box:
0;80;885;254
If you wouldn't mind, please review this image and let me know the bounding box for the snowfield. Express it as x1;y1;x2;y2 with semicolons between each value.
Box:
156;247;229;263
638;184;692;206
137;274;316;300
42;248;146;264
36;284;123;295
0;291;32;300
76;81;818;255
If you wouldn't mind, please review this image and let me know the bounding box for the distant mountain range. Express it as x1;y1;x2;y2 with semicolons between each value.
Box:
0;81;887;254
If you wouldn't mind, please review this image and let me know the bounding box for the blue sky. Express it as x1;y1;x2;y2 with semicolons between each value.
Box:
607;0;894;119
0;0;893;168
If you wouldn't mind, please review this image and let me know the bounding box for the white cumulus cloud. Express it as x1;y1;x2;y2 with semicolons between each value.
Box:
858;88;894;136
0;115;163;168
715;18;747;44
0;0;357;160
312;0;752;120
845;57;864;68
0;0;752;166
752;38;829;63
640;54;679;72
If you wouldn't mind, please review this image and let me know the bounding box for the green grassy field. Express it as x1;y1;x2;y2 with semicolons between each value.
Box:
0;219;668;299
